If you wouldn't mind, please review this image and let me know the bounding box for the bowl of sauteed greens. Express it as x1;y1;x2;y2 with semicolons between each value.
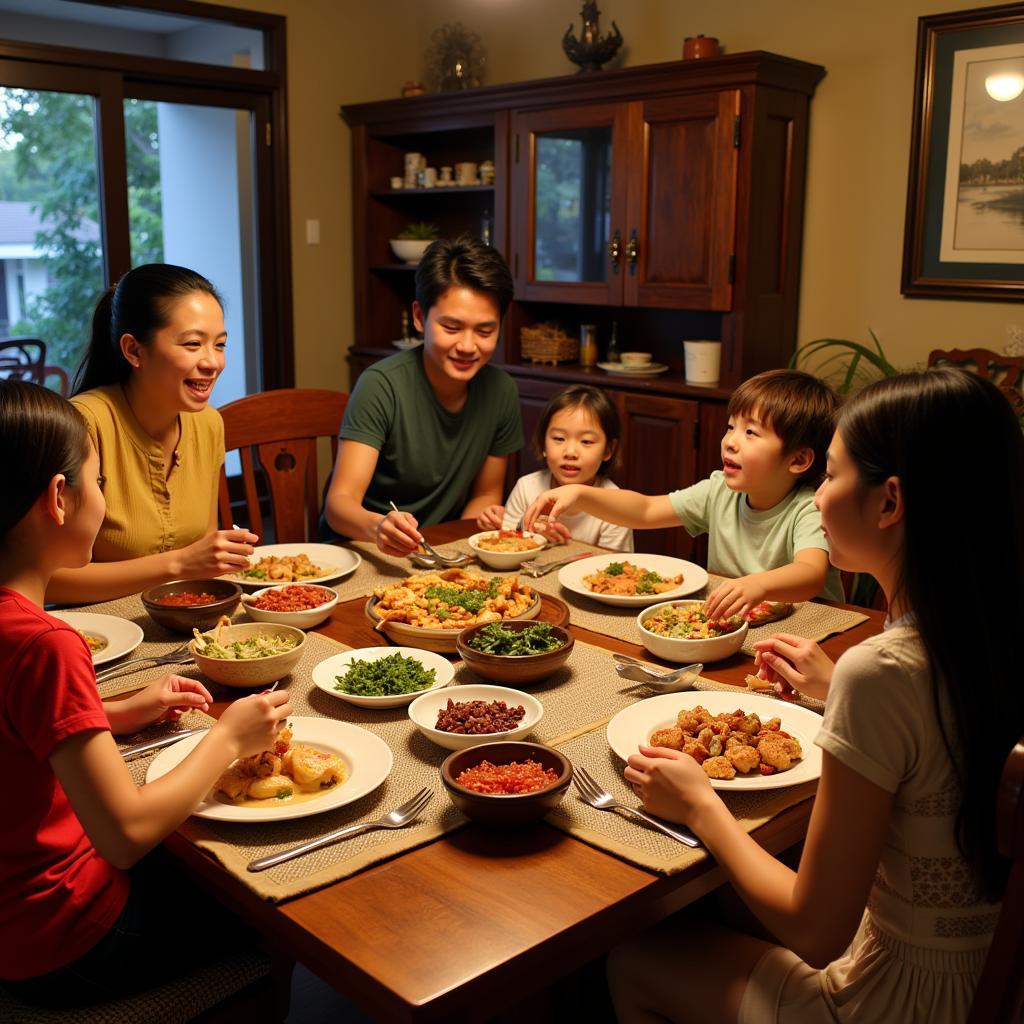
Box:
456;620;573;684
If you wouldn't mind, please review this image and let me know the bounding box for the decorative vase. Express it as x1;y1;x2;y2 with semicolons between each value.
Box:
562;2;623;73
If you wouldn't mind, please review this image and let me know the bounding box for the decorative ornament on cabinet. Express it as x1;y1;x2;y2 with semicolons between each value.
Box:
426;23;486;91
562;2;623;73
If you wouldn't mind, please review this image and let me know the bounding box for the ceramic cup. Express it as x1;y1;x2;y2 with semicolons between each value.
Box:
684;340;722;386
456;161;478;185
390;176;404;189
423;166;438;188
439;166;453;183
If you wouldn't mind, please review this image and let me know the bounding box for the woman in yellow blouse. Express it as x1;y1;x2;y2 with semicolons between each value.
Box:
47;265;257;604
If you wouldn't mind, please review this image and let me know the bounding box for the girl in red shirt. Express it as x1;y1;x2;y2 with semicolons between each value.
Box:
0;380;292;1008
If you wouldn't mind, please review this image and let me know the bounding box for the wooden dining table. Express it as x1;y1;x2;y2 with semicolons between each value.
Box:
165;521;886;1023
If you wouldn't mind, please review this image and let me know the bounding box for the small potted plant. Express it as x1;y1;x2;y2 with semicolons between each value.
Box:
390;222;439;264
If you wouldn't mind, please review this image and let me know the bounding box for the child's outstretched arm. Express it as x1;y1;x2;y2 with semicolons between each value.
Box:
523;485;678;532
703;547;829;621
51;688;292;870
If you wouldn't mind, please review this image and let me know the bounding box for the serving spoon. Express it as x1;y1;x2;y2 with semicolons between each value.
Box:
611;653;703;694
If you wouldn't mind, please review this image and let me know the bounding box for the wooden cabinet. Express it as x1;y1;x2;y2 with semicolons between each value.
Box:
511;91;739;311
341;52;824;557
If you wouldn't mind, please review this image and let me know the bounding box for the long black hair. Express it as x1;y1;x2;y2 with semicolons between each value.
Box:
0;380;90;545
838;368;1024;900
72;264;222;395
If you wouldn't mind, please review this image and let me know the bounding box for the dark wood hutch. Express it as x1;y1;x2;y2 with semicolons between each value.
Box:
340;52;825;558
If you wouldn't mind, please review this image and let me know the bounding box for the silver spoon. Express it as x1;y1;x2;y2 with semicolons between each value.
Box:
611;653;703;693
388;501;469;568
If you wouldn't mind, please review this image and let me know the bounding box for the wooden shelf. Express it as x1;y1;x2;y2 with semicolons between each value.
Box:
370;185;495;197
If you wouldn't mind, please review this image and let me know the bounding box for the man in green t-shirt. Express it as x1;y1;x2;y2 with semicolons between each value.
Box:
320;237;524;555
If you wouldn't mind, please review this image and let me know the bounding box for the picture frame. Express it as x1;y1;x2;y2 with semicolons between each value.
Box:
903;3;1024;299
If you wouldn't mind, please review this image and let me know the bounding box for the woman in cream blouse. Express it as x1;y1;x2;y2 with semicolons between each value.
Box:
47;264;257;604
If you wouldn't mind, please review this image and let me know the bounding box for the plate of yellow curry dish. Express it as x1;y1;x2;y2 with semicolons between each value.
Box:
557;554;708;607
605;691;822;792
50;611;144;667
365;568;541;652
145;717;393;822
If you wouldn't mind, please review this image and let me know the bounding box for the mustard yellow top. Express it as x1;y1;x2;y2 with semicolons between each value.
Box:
71;385;224;562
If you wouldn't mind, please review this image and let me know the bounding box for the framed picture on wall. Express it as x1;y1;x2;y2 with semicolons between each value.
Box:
903;4;1024;299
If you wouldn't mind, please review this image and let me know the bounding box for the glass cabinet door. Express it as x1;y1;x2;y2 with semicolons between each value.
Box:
513;104;628;304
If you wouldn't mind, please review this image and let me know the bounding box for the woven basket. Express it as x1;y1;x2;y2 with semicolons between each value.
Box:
521;323;579;365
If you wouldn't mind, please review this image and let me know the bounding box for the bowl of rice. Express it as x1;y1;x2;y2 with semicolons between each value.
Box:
636;600;747;663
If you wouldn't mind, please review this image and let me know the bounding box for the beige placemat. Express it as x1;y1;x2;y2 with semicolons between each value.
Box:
546;725;817;874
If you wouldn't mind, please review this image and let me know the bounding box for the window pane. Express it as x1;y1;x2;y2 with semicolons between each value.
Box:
0;1;266;70
126;98;260;411
0;85;105;384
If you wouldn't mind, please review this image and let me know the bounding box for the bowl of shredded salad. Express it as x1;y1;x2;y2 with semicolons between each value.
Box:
189;619;305;687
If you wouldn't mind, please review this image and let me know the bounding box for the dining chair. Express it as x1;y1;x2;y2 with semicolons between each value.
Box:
966;735;1024;1024
927;347;1024;416
0;947;287;1023
218;388;348;543
0;337;47;384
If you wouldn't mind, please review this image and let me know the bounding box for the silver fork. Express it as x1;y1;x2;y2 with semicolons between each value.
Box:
519;552;594;577
246;787;434;872
573;765;700;847
95;642;193;683
388;501;469;568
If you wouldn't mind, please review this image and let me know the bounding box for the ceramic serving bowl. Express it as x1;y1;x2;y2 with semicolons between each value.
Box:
389;238;432;263
242;583;339;629
466;530;547;570
620;351;653;365
636;599;747;664
189;621;306;688
408;683;543;751
456;620;573;685
440;741;572;826
140;579;242;634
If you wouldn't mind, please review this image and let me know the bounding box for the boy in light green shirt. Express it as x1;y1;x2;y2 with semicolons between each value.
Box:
524;369;842;618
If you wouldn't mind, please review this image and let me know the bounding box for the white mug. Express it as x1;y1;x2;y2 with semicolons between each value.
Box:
683;340;721;386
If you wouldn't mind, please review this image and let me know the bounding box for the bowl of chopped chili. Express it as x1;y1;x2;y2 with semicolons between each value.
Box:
242;583;339;629
141;579;242;634
440;741;572;826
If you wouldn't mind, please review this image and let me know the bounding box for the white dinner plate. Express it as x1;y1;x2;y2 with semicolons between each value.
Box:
224;543;362;588
49;611;144;667
558;553;709;606
146;716;393;822
606;691;823;791
312;646;455;709
597;362;670;377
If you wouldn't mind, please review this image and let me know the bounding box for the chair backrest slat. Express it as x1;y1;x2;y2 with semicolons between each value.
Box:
218;388;348;544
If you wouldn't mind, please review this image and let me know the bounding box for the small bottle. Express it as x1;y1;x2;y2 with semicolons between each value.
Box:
400;310;410;342
607;321;621;362
580;324;598;368
480;209;493;246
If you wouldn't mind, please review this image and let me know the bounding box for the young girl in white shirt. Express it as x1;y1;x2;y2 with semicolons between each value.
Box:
477;384;633;552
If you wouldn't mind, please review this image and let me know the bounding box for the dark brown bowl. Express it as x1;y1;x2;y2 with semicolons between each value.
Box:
141;579;242;634
455;620;574;685
440;741;572;827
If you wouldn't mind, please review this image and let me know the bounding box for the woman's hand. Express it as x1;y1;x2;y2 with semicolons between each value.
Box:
752;634;835;702
624;744;719;825
174;528;258;578
213;688;293;761
476;504;505;531
105;674;213;735
522;485;581;534
375;509;422;557
703;575;766;621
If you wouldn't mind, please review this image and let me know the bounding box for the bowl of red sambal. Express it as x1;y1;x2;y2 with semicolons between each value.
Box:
141;579;242;634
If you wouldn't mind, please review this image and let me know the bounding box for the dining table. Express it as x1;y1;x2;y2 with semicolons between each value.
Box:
156;520;886;1023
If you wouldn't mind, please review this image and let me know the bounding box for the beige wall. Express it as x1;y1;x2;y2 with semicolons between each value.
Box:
219;0;1023;383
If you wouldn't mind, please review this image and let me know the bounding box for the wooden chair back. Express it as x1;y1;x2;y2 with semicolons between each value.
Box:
0;338;46;384
218;388;348;544
928;348;1024;416
967;736;1024;1024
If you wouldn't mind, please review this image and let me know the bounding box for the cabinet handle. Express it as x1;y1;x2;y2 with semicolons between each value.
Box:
626;229;639;275
608;230;621;273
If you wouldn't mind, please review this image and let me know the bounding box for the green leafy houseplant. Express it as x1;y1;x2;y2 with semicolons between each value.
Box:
396;221;439;241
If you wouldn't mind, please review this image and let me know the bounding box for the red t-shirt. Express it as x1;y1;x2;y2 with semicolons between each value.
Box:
1;588;130;980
